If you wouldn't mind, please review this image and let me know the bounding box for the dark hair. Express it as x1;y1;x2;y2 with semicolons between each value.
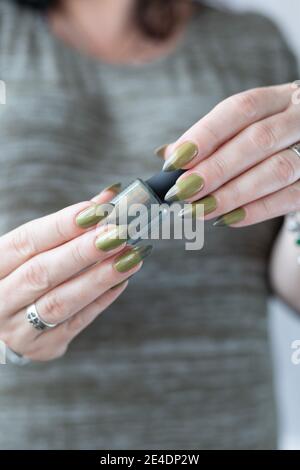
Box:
13;0;187;40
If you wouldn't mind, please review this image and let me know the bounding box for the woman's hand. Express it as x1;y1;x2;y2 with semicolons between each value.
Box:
0;186;151;362
159;83;300;226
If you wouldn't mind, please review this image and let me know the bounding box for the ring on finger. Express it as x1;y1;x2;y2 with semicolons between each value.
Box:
26;303;58;331
289;143;300;159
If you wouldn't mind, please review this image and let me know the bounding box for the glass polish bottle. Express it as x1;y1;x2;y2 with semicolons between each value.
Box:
106;169;185;244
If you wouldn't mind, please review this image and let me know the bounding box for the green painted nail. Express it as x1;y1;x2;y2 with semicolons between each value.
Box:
95;225;128;252
114;245;153;273
165;174;204;202
103;182;122;194
155;144;169;159
213;208;246;227
76;203;111;229
179;195;217;218
163;142;198;172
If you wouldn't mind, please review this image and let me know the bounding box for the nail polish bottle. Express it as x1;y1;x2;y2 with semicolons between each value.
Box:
106;169;185;244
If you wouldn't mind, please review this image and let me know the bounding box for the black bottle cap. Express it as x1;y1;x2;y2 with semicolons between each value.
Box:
146;169;185;203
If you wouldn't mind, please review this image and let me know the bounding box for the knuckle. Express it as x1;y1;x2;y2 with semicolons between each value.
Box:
211;155;228;181
227;181;241;203
23;257;51;293
93;261;112;290
249;122;277;151
41;293;66;324
233;90;258;119
54;216;68;241
259;197;273;216
70;242;91;267
201;120;220;147
10;225;36;259
271;153;296;185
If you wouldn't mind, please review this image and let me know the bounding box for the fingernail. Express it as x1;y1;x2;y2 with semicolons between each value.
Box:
76;203;111;229
165;174;204;202
179;195;217;218
162;142;198;172
103;182;122;195
154;144;169;159
114;245;153;273
213;208;246;227
95;225;128;252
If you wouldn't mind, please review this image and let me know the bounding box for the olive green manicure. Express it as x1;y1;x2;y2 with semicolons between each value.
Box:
155;144;169;159
213;208;246;227
76;203;111;229
163;142;198;172
95;225;128;252
165;174;204;202
103;182;122;194
179;195;217;218
114;245;153;273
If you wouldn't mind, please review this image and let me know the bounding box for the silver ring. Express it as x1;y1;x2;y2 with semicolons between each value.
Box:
26;303;57;331
289;143;300;158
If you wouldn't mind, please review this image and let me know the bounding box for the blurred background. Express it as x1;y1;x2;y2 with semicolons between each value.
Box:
213;0;300;450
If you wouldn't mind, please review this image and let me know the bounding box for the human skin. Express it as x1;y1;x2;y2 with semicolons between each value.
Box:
2;0;299;361
0;186;152;361
159;84;300;310
0;0;188;361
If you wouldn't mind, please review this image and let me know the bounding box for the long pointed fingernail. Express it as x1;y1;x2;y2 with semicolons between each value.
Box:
165;174;204;202
76;203;111;229
155;144;169;159
213;208;246;227
179;195;217;218
95;225;128;252
162;142;198;172
103;182;122;195
114;245;153;273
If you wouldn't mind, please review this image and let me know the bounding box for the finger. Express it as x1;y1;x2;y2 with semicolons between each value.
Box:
6;281;129;360
0;190;116;280
214;181;300;228
91;182;122;203
0;224;128;317
31;245;150;326
167;105;300;203
192;148;300;221
162;84;292;171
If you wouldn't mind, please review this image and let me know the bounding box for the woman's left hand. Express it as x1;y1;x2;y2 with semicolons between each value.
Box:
160;83;300;226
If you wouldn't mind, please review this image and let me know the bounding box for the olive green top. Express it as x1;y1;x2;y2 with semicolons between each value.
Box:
0;0;297;450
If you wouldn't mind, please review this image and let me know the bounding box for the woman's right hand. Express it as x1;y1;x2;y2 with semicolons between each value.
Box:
0;187;151;362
